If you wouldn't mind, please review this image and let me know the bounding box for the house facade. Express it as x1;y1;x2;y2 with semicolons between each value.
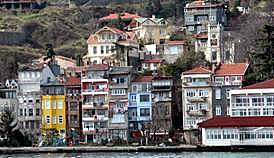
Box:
181;67;213;130
41;83;66;140
128;15;170;44
0;80;18;114
64;76;82;144
211;63;249;116
83;26;138;67
128;76;153;139
81;64;109;143
108;66;134;141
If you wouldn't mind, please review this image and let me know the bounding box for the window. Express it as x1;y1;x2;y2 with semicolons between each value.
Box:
215;77;224;83
248;108;261;116
59;116;63;124
29;109;33;116
252;97;264;106
186;89;196;97
46;116;50;124
140;108;150;117
20;109;23;116
225;89;230;99
216;106;221;116
187;26;194;31
101;46;104;54
58;100;63;109
132;85;137;92
45;100;50;109
52;116;56;124
52;100;56;109
140;95;150;102
131;95;137;102
111;46;115;53
212;51;217;61
215;88;221;99
93;46;97;54
235;97;249;107
267;96;274;106
106;46;109;54
36;108;40;116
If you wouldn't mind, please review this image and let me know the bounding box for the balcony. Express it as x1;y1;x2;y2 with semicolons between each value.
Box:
187;96;207;102
81;78;108;83
82;102;108;109
187;109;208;116
231;103;250;107
231;81;242;86
82;115;108;121
82;89;108;95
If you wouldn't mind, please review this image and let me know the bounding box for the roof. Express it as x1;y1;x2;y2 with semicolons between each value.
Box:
133;76;153;83
166;40;187;45
243;78;274;89
186;1;224;9
100;12;141;21
65;77;81;86
198;116;274;128
109;66;132;75
193;33;208;39
183;67;211;74
18;62;45;71
214;63;249;76
143;59;162;63
87;35;98;44
135;16;165;24
84;64;109;71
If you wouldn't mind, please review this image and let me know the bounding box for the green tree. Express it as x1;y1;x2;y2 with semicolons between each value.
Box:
245;25;274;85
158;50;209;76
0;107;31;147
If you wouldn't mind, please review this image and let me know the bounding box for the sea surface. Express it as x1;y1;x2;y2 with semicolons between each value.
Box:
1;152;274;158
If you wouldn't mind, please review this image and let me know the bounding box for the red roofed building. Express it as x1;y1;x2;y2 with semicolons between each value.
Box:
198;116;274;146
99;12;140;21
141;59;163;72
163;40;190;63
83;26;139;67
64;76;82;141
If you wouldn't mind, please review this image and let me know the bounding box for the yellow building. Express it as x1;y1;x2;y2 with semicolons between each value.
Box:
41;95;66;136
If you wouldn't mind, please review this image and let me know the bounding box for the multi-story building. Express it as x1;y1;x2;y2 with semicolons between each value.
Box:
181;67;213;129
184;0;227;34
17;62;56;143
128;75;153;139
0;0;41;10
151;76;182;138
199;78;274;146
212;63;249;116
64;76;82;144
128;15;170;44
108;66;135;142
0;80;18;114
83;26;139;67
81;64;109;143
41;82;66;140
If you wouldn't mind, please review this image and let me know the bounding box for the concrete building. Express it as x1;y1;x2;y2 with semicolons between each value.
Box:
184;0;227;34
81;64;109;143
108;66;135;142
128;15;170;44
181;67;213;130
128;75;153;140
163;40;188;63
17;62;56;143
0;80;18;113
212;63;249;116
41;83;66;140
83;26;139;67
64;76;82;144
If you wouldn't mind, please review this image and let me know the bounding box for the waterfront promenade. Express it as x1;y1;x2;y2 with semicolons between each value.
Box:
0;145;197;154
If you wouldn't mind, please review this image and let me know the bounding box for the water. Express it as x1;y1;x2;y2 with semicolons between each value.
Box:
1;152;274;158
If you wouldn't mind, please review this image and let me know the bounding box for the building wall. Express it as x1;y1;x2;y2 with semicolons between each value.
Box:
41;95;66;134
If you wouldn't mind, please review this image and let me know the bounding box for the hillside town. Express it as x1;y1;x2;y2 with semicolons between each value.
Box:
0;0;274;148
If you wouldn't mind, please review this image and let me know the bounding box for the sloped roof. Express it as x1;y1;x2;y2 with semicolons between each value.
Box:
133;75;153;83
214;63;249;76
198;116;274;128
193;33;208;39
65;77;81;85
183;67;211;74
166;40;187;45
87;35;98;44
143;59;162;63
243;78;274;89
100;12;141;21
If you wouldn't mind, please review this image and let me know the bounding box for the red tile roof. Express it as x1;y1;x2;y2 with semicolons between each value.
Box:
87;35;98;44
100;12;141;21
198;116;274;128
183;67;211;74
143;59;162;63
166;40;187;45
214;63;249;76
65;77;81;85
133;76;154;83
243;78;274;89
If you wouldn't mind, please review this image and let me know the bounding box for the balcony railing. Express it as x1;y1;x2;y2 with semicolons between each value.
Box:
187;109;208;116
231;103;250;107
187;96;207;102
